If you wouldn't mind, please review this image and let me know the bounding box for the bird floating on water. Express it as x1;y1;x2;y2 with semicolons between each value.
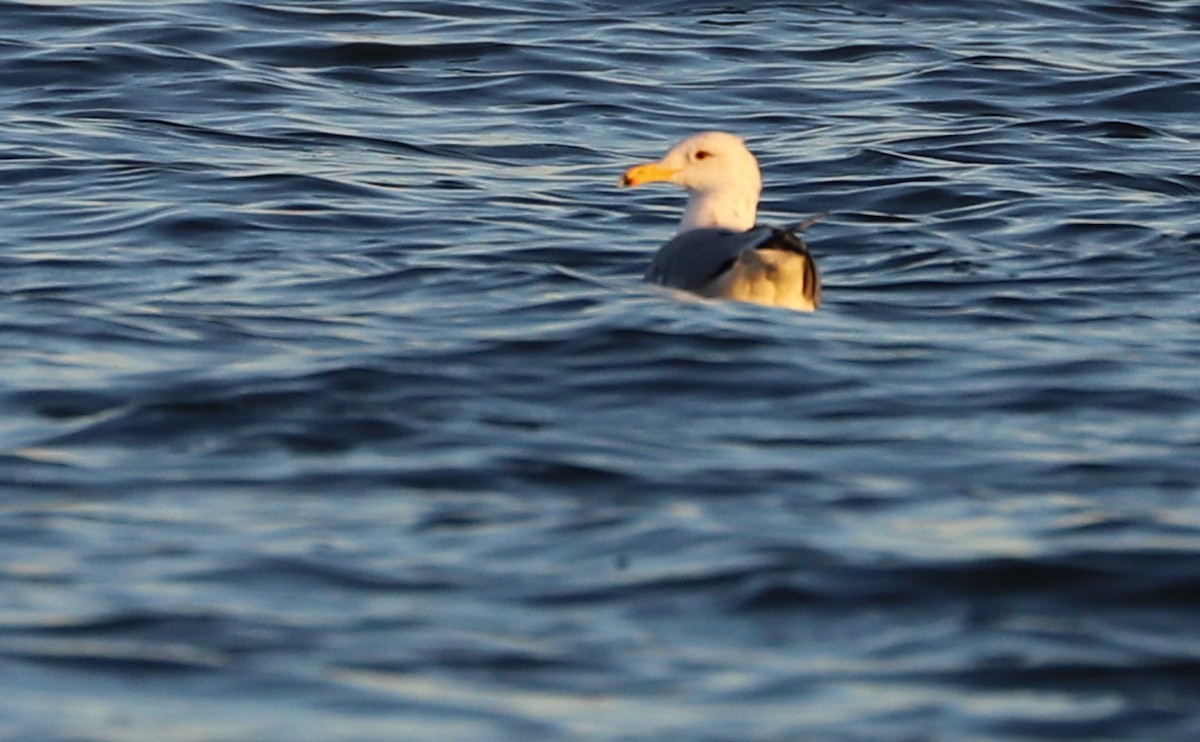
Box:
620;131;821;312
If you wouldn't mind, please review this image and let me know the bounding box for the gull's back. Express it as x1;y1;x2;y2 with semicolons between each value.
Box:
644;226;821;312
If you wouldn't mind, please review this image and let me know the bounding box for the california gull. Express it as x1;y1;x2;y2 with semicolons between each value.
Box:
620;131;821;312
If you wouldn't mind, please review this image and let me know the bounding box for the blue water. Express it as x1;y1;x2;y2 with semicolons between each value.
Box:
4;1;1200;739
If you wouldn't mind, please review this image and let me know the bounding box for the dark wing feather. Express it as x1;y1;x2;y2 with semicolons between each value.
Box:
644;226;775;291
644;224;818;292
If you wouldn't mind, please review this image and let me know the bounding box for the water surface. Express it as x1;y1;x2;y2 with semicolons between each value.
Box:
3;1;1200;739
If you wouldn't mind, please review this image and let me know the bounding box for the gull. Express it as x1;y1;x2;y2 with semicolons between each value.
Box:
620;131;821;312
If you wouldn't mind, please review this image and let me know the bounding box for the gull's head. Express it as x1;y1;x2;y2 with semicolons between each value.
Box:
620;131;762;233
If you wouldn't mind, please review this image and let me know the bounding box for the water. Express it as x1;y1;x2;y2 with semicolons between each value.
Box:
3;0;1200;739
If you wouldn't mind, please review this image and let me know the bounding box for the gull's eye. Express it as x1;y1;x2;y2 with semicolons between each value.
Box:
694;150;712;160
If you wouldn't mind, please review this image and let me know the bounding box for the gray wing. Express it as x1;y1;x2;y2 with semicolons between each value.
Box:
644;226;776;291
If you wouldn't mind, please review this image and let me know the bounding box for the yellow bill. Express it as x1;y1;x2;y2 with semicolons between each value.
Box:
620;162;678;188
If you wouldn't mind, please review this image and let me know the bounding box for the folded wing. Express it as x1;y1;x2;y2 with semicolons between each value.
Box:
644;225;821;312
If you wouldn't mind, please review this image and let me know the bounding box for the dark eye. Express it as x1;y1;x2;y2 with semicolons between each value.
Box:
694;150;712;160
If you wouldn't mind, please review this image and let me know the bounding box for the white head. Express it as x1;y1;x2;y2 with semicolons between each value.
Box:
620;131;762;233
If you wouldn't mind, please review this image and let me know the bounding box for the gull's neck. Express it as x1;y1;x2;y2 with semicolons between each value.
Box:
679;189;758;234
